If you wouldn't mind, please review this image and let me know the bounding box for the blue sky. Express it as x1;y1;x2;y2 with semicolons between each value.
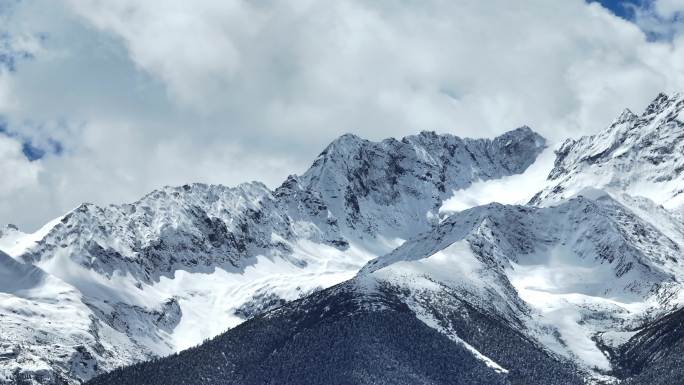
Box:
1;0;683;230
595;0;642;19
597;0;684;40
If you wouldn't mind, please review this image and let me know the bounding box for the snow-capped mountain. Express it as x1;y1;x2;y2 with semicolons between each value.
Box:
362;192;684;378
298;127;545;240
531;92;684;209
0;128;545;384
87;192;684;385
84;93;684;385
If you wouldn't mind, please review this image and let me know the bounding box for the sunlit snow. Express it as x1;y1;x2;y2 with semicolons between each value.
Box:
440;147;556;213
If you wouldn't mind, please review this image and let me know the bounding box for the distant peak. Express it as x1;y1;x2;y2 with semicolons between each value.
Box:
151;181;269;197
619;108;636;119
612;108;637;126
0;224;20;238
492;126;537;138
511;125;534;134
418;130;439;137
75;202;96;211
495;126;546;148
642;92;682;116
3;224;19;232
326;132;365;147
282;174;300;184
317;133;366;158
236;180;270;191
334;133;363;143
276;174;301;192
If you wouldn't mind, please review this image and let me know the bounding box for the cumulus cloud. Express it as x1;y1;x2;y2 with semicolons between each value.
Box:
0;135;43;227
1;0;684;229
632;0;684;39
654;0;684;19
0;135;40;195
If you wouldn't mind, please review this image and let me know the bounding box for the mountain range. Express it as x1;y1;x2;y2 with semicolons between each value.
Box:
2;93;684;385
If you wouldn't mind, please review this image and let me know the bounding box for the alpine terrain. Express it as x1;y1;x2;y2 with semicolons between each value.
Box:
3;93;684;385
0;127;545;384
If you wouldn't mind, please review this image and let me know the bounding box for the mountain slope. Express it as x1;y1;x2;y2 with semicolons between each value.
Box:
613;306;684;385
85;280;585;385
0;251;141;385
0;127;545;385
86;188;684;385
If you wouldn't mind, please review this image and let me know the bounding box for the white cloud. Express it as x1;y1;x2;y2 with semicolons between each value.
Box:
655;0;684;19
59;0;683;139
0;135;41;198
0;72;14;113
632;0;684;38
1;0;684;230
63;0;250;109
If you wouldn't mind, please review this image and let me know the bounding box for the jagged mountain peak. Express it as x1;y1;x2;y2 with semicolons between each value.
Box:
493;124;538;138
300;127;545;239
134;181;271;206
642;92;684;117
21;179;291;287
613;108;637;126
0;224;21;242
313;132;367;161
20;127;547;285
54;182;274;232
313;127;544;168
1;223;19;232
532;92;684;208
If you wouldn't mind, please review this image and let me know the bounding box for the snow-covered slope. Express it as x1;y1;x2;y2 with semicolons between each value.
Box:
92;189;684;384
532;93;684;209
0;220;61;259
85;277;587;385
0;127;544;384
439;146;557;213
0;250;147;385
0;225;24;256
362;191;684;378
86;188;684;384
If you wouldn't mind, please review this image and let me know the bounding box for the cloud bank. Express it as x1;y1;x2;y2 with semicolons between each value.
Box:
1;0;684;230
